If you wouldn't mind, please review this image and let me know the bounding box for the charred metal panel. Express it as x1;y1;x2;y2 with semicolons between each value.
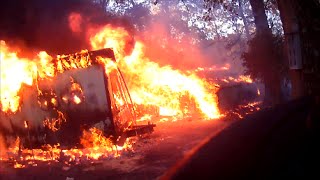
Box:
1;48;155;147
38;65;110;115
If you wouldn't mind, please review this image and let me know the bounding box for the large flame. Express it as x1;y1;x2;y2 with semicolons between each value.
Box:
0;25;221;118
0;41;37;112
0;23;222;165
89;25;221;119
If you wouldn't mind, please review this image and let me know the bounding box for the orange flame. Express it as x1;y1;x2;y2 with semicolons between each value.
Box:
0;41;37;112
1;23;223;166
220;75;253;84
1;25;221;118
89;25;221;119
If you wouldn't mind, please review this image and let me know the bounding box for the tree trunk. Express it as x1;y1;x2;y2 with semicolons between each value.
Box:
277;0;305;99
249;0;271;35
249;0;282;105
238;0;250;39
277;0;320;97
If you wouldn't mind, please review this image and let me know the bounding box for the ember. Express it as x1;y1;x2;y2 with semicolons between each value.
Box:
220;75;253;84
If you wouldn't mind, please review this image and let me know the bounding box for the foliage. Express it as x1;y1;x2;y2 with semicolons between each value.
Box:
241;32;286;81
203;0;283;36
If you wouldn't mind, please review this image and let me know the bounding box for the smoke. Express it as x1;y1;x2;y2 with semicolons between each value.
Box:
0;0;137;138
127;5;210;70
0;0;245;71
0;1;250;137
125;1;246;75
0;0;134;55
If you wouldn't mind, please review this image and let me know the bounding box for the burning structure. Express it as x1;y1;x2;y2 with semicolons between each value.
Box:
0;23;224;164
2;47;155;148
0;1;265;177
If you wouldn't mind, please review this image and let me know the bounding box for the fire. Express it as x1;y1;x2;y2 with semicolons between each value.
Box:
121;42;220;118
37;51;54;78
195;63;231;72
0;23;223;167
0;41;37;112
14;162;25;168
73;95;82;104
80;127;114;149
220;75;253;84
89;25;221;119
89;25;132;60
1;129;133;166
24;121;28;128
43;110;66;132
77;127;133;159
229;101;262;119
241;101;262;111
238;75;253;83
1;25;221;118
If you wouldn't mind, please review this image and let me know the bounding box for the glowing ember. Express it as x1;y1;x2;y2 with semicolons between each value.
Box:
14;162;25;168
195;63;231;72
73;95;82;104
1;129;133;166
238;75;253;83
229;101;262;119
24;121;28;128
220;75;253;84
77;127;133;159
241;101;262;111
43;111;66;132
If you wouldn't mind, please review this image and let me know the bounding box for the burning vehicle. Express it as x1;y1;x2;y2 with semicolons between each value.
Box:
195;66;263;116
0;48;155;148
217;82;262;113
0;24;223;164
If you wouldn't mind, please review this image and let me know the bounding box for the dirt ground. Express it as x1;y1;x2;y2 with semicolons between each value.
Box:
0;117;232;180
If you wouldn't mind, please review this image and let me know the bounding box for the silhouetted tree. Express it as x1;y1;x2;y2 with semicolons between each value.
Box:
245;0;284;105
204;0;285;105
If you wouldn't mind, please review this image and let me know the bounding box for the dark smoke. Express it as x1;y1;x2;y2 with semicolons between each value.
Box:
0;0;134;55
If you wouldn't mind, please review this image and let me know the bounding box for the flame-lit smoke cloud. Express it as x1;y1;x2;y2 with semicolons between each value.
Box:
0;0;243;72
0;0;131;136
68;12;83;33
0;0;134;55
124;2;246;75
0;1;246;135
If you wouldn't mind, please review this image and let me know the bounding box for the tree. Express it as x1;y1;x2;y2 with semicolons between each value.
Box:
238;0;250;39
241;33;286;103
246;0;284;105
97;0;289;104
204;0;285;105
277;0;320;98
